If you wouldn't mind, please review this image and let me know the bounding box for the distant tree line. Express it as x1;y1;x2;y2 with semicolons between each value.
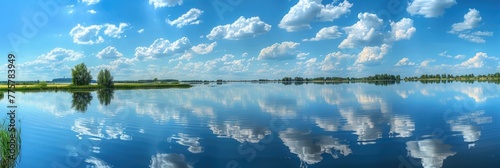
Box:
280;74;400;82
405;72;500;81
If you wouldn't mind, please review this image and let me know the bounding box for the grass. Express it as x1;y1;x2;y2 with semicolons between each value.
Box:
0;122;21;168
0;83;192;92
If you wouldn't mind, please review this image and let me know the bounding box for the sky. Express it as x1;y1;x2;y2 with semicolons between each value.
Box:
1;0;499;81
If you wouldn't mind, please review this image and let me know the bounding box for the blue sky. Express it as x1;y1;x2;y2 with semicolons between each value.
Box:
1;0;499;81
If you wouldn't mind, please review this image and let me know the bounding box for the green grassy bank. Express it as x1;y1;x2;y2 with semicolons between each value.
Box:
0;83;192;92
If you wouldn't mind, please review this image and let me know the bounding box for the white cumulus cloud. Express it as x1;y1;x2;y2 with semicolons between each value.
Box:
258;41;300;60
355;44;390;65
450;9;482;32
167;8;203;28
69;24;104;45
394;57;416;66
103;23;129;38
406;0;456;18
459;52;498;69
321;51;353;71
135;37;191;60
149;0;183;8
96;46;124;59
390;18;416;41
303;26;342;41
80;0;100;5
419;59;435;67
191;42;217;55
279;0;353;32
448;9;493;43
22;48;84;66
69;23;130;44
338;13;384;48
87;10;97;14
206;16;271;40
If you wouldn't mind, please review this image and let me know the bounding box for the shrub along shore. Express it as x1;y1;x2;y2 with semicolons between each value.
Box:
0;83;192;92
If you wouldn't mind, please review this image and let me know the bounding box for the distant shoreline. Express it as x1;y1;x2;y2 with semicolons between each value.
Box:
0;83;192;92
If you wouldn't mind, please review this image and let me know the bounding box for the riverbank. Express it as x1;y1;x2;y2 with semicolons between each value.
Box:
0;83;192;92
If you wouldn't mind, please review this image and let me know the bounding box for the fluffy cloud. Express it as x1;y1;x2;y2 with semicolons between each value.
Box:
450;9;481;32
191;42;217;55
406;0;456;18
206;16;271;40
439;51;466;59
80;0;100;5
103;23;129;38
258;41;300;60
279;0;353;32
135;37;191;60
394;57;416;66
456;31;493;43
69;24;104;44
167;8;203;28
390;18;416;41
419;59;435;67
96;46;124;59
355;44;390;65
459;52;498;69
303;26;342;41
447;9;493;43
338;13;383;48
69;23;129;44
321;51;353;71
149;0;183;8
137;29;144;33
22;48;84;67
87;10;97;14
339;12;416;49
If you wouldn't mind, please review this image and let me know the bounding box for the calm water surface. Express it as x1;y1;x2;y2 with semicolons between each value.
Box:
5;82;500;168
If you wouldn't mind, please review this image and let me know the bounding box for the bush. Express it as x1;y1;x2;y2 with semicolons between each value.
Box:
38;81;48;88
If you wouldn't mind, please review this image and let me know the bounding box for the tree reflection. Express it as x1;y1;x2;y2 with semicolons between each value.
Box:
97;89;114;106
72;92;93;112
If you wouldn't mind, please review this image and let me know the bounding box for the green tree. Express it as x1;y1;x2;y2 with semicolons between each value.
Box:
97;69;114;88
71;63;92;85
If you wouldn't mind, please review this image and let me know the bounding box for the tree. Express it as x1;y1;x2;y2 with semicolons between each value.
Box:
97;68;114;88
71;63;92;85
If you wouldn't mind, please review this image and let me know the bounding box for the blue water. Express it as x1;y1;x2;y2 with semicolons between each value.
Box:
4;82;500;168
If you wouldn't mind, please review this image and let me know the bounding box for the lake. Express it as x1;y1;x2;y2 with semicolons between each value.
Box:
6;82;500;168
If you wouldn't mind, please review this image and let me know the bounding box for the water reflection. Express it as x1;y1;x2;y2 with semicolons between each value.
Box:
71;92;93;112
150;153;192;168
258;97;297;118
209;122;271;143
447;110;492;144
85;156;112;168
279;128;352;165
169;133;204;154
71;117;132;141
97;89;114;106
406;139;456;168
